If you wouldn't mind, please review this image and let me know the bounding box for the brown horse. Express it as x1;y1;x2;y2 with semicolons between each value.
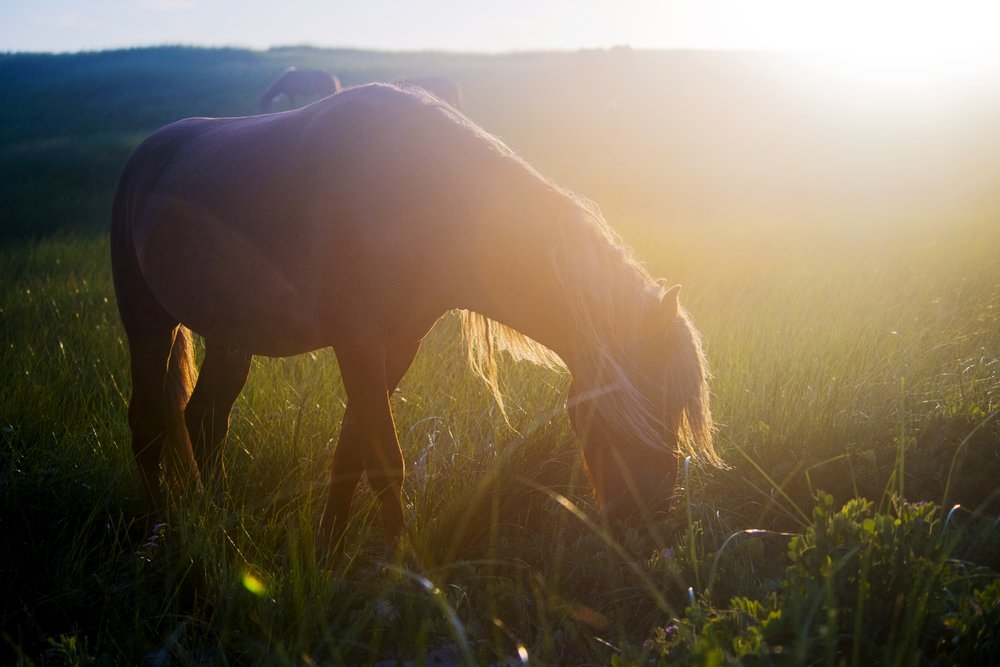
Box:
111;83;718;555
258;67;341;113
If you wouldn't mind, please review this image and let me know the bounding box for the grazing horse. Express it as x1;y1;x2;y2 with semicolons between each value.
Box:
111;83;718;555
396;76;464;110
258;67;341;113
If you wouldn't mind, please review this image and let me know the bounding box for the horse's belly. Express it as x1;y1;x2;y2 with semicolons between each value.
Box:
164;286;326;357
136;214;329;356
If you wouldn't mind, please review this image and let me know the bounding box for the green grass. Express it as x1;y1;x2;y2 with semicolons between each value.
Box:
2;46;999;665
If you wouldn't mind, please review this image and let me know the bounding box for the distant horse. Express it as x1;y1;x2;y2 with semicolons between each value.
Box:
111;84;718;555
258;67;341;113
396;76;464;110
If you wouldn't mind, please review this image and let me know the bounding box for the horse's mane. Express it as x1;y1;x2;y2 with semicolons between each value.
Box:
460;191;718;465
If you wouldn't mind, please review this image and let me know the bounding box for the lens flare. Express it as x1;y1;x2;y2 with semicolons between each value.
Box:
242;571;266;596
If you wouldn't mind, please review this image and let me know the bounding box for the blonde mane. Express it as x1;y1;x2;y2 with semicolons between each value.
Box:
459;195;719;466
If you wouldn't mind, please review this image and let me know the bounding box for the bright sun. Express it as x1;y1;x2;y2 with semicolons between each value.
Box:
810;1;999;96
812;2;1000;95
657;0;1000;97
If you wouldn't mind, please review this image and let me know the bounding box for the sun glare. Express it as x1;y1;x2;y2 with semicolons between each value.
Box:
800;1;1000;98
812;49;1000;102
666;0;1000;99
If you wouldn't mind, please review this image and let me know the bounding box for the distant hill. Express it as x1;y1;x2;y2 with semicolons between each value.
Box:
0;46;487;238
2;45;999;240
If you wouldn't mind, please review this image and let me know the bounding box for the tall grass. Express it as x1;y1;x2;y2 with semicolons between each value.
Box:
2;47;999;664
3;213;997;663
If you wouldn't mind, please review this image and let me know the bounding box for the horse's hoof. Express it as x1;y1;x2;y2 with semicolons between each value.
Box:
136;522;169;563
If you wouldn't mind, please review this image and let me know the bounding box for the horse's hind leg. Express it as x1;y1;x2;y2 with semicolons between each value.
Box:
126;328;177;527
185;341;252;489
122;315;200;535
112;188;201;536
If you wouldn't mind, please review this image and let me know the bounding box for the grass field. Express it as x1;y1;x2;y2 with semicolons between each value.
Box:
2;46;999;665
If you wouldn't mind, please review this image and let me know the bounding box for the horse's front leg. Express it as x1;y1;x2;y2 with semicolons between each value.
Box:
320;338;420;558
319;405;366;555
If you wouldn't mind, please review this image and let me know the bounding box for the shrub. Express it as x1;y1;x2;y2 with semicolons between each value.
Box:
629;493;1000;666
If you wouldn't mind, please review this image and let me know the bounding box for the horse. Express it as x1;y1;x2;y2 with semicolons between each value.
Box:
395;76;464;110
258;67;342;113
111;83;719;556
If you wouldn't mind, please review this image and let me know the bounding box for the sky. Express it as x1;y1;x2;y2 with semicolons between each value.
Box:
3;0;1000;58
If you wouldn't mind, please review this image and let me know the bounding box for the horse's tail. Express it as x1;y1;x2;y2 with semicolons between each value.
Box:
163;324;201;491
459;311;565;422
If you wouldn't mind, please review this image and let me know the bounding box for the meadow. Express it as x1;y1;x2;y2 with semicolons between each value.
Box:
2;46;999;665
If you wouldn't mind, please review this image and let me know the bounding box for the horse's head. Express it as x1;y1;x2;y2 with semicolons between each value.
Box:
566;285;715;523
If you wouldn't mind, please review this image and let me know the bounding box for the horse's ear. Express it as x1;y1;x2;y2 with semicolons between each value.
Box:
661;284;681;322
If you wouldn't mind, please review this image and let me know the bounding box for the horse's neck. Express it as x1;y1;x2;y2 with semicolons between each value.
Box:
461;191;593;370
